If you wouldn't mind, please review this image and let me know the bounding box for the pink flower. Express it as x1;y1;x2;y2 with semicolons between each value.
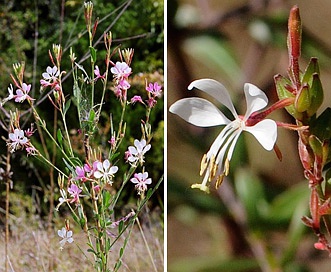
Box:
75;166;86;181
118;78;130;90
130;95;143;104
24;124;36;137
110;62;132;79
108;136;116;148
131;172;152;195
146;82;162;97
84;161;98;177
8;128;28;153
147;97;157;108
26;146;37;156
94;65;105;81
68;184;83;203
15;83;33;103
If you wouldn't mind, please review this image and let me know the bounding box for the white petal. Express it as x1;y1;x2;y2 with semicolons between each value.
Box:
58;228;66;238
131;178;139;184
109;166;118;174
244;119;277;150
94;171;103;179
142;172;149;179
244;83;268;119
103;159;110;170
145;178;152;185
169;97;231;127
96;162;103;171
143;144;151;153
188;79;238;118
128;146;138;155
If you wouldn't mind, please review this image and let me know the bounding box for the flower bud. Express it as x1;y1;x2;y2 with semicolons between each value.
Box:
302;57;319;84
310;187;320;230
288;5;301;60
307;73;324;117
274;74;302;120
294;84;310;113
287;5;302;89
84;1;93;30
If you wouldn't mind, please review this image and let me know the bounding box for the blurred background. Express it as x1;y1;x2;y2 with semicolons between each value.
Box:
168;0;331;271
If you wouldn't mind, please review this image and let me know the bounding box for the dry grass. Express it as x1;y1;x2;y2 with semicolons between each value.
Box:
0;210;163;272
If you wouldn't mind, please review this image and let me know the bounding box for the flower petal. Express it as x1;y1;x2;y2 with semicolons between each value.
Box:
244;119;277;150
244;83;268;118
169;97;231;127
188;79;238;118
94;171;103;179
103;159;110;171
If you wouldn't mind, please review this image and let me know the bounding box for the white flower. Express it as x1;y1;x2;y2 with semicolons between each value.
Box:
8;128;28;153
126;139;151;165
169;79;277;193
58;227;74;250
131;172;152;195
93;159;118;184
42;66;60;81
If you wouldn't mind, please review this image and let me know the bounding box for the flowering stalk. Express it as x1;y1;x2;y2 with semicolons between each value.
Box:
276;5;331;254
1;2;163;271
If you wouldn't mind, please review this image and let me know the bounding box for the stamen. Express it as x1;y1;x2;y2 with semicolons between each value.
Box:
215;173;225;189
200;154;208;176
209;155;217;181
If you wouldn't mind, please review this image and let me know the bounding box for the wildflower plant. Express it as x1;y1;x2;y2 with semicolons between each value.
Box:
1;2;163;271
170;4;331;259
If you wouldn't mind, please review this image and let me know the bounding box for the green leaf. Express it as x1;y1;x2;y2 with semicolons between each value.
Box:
89;109;95;123
89;46;97;63
63;98;71;115
310;107;331;141
57;129;63;147
118;220;124;233
103;191;111;209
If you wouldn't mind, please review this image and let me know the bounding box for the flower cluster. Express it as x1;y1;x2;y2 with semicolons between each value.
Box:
1;83;34;106
170;79;277;193
7;127;36;155
129;82;163;109
111;61;132;100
